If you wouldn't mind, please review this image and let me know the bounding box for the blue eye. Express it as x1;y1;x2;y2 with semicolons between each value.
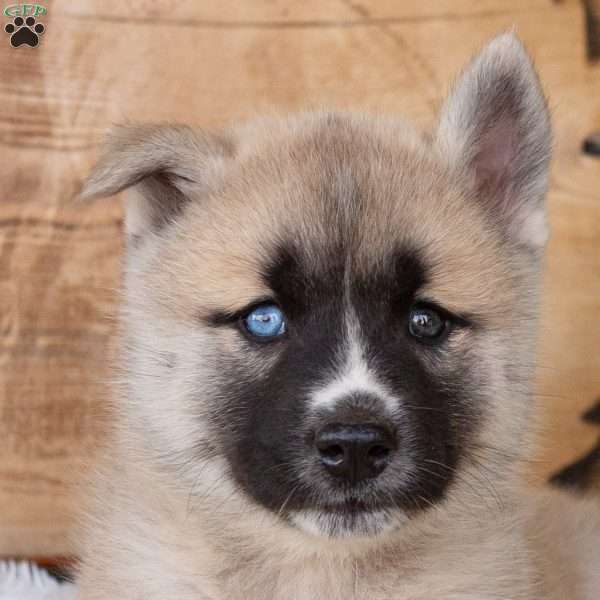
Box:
243;304;286;339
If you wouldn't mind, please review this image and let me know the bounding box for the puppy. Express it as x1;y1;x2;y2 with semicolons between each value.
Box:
77;33;600;599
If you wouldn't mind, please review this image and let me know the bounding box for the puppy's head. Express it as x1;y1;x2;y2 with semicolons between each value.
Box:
83;34;551;540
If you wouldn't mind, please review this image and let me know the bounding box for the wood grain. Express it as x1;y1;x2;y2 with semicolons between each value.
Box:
0;0;599;556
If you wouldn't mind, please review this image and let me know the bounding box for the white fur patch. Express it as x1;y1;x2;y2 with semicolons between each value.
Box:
290;508;404;538
0;561;76;600
309;318;398;412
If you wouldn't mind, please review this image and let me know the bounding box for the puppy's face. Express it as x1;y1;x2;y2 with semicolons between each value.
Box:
84;34;551;539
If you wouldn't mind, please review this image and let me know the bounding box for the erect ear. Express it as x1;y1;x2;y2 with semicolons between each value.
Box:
436;33;552;248
80;125;233;240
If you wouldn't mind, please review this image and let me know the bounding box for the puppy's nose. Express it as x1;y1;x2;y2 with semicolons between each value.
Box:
315;424;396;484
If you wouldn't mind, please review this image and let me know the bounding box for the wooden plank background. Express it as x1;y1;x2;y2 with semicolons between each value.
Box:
1;0;599;557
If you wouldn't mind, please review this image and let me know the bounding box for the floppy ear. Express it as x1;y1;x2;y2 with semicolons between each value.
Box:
436;33;552;248
80;125;233;239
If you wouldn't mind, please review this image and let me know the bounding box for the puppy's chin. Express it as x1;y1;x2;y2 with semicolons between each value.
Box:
289;507;408;539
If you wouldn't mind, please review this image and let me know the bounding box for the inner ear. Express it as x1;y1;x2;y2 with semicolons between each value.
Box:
472;82;524;210
476;114;518;188
123;172;190;240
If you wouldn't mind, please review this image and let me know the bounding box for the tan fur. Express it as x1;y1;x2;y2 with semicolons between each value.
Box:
76;34;600;599
77;451;600;600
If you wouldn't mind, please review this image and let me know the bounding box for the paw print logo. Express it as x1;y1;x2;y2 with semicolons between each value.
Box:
4;16;45;48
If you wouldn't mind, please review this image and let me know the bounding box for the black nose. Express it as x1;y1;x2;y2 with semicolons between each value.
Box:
315;424;396;484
